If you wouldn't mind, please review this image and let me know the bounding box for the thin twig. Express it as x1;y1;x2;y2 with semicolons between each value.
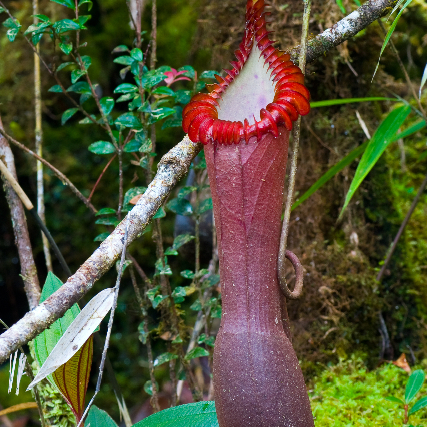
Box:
376;172;427;282
150;0;157;70
77;215;131;427
278;0;311;299
88;154;117;202
0;120;97;214
129;266;160;412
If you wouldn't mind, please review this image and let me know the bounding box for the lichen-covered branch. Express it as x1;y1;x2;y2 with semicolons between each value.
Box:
0;134;41;310
0;0;401;363
0;136;201;364
288;0;398;64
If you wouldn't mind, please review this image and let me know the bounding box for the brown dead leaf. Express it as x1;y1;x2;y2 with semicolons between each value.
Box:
130;194;143;205
392;353;411;374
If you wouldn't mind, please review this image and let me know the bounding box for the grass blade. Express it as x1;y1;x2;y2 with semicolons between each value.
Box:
292;142;367;211
339;105;411;217
310;97;395;108
372;0;413;81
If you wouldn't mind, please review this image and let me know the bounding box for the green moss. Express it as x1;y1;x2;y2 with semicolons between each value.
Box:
310;355;427;426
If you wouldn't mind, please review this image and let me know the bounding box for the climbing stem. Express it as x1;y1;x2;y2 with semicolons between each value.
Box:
278;0;311;298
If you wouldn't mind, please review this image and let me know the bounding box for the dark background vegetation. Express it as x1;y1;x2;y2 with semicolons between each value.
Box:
1;0;427;422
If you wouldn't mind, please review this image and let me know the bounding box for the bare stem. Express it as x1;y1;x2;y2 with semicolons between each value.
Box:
0;121;97;214
129;266;160;412
88;154;117;202
278;0;311;299
77;216;130;427
150;0;157;70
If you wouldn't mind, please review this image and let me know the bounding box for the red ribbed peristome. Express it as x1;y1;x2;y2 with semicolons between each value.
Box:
182;0;310;145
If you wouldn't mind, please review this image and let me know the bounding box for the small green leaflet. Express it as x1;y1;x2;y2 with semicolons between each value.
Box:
61;108;79;125
153;352;178;367
88;141;116;155
51;0;75;9
99;97;115;116
409;396;427;415
132;401;218;427
185;347;210;361
339;105;411;217
336;0;346;13
85;405;118;427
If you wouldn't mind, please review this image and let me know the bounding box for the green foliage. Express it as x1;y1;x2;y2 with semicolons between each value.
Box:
85;405;118;427
310;357;427;426
132;401;218;427
34;273;80;370
340;105;411;216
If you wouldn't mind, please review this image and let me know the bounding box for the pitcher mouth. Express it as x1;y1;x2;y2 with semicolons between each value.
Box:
182;0;310;145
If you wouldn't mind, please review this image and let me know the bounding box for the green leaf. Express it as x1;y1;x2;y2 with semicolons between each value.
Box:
114;83;138;93
148;107;175;124
184;347;210;361
153;352;178;367
154;258;172;277
142;74;167;90
153;207;166;219
33;14;50;22
198;334;215;347
122;139;139;152
143;380;159;397
190;299;202;311
172;287;187;302
3;17;21;42
340;105;411;217
117;93;135;103
95;208;116;216
409;396;427;415
88;141;116;155
61;108;79;125
211;305;222;318
405;369;425;403
162;118;182;129
67;81;91;94
51;0;75;8
166;198;193;216
32;32;44;45
95;217;120;226
94;232;110;242
115;113;142;129
79;114;96;124
153;87;175;96
310;97;396;108
201;274;220;289
173;234;195;250
56;61;74;72
152;294;169;308
123;187;146;206
99;97;114;116
130;48;143;62
78;0;93;10
25;22;51;35
165;247;178;256
75;15;90;28
53;19;80;34
178;186;197;199
198;198;213;215
138;137;152;153
48;85;63;93
385;396;404;405
178;65;195;79
59;41;73;54
393;120;426;140
174;90;192;105
200;70;220;80
112;45;129;53
114;55;134;66
372;0;413;80
181;270;195;279
84;405;118;427
34;273;80;369
132;401;218;427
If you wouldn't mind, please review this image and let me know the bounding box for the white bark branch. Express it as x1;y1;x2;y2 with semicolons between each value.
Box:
0;136;201;363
